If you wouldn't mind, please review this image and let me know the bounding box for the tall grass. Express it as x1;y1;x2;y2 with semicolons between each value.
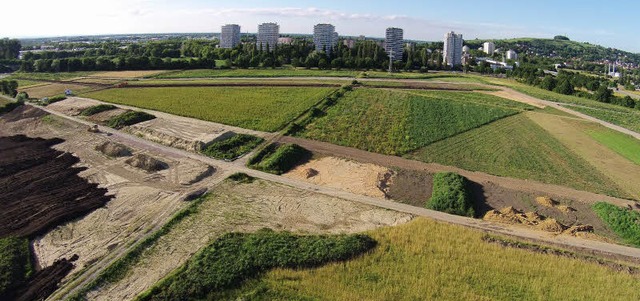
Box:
219;217;640;300
201;134;264;160
593;202;640;247
0;237;32;297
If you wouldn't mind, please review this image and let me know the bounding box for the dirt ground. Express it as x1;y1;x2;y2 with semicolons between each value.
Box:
527;111;640;199
385;168;433;207
87;179;413;301
45;97;96;116
284;156;391;199
88;71;169;78
0;106;219;281
484;88;547;109
19;83;97;99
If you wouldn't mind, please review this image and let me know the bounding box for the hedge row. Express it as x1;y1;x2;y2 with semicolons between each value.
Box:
426;172;474;217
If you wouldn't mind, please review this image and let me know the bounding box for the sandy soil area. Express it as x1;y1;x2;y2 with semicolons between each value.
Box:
0;108;219;280
20;83;96;99
88;179;412;300
284;156;391;198
45;97;96;116
527;111;640;199
88;71;169;78
485;89;547;108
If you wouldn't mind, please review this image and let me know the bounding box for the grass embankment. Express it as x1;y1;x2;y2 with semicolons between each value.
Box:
84;86;334;132
588;129;640;165
80;104;117;116
571;105;640;133
411;114;626;197
215;217;640;300
155;68;360;79
0;237;33;297
67;195;211;301
202;134;264;160
248;143;311;175
107;111;155;129
593;202;640;247
301;88;529;155
426;172;474;217
135;230;376;301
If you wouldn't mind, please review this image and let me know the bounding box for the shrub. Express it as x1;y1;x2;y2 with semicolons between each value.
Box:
0;100;24;114
15;92;29;102
426;172;474;217
107;111;155;129
593;202;640;247
227;172;255;183
248;143;311;175
136;230;377;301
80;104;117;116
202;134;264;160
0;237;33;297
42;95;67;106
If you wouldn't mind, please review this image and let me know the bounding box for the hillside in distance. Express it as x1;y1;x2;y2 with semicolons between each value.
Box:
465;37;640;66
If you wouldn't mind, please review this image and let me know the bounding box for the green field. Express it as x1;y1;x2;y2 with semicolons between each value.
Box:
156;68;360;78
593;202;640;247
129;78;349;86
570;106;640;133
588;129;640;165
84;86;334;132
410;113;626;197
301;88;528;155
9;71;95;81
216;218;640;301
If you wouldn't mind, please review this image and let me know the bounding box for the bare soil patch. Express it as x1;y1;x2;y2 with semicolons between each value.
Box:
95;141;132;157
45;97;96;116
284;156;391;198
125;153;168;172
385;168;433;207
20;83;96;98
485;88;546;108
89;71;169;79
87;179;413;300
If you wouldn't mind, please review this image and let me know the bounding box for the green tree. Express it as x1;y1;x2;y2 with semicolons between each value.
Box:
540;75;557;91
553;79;575;95
593;85;613;103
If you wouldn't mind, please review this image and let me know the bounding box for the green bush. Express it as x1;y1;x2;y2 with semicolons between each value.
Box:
593;202;640;247
107;111;155;129
0;100;23;114
80;104;117;116
227;172;255;183
248;143;310;175
202;134;264;160
15;92;29;102
0;237;33;297
426;172;474;217
41;95;67;106
136;230;376;301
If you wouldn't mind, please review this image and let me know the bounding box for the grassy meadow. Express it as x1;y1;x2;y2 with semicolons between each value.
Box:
301;88;528;155
214;218;640;301
84;86;334;132
410;113;626;197
588;128;640;165
570;105;640;133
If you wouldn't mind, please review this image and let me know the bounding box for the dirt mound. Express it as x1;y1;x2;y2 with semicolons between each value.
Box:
557;205;576;213
537;218;566;233
0;105;47;122
1;257;76;301
125;154;168;172
536;196;558;208
566;224;594;234
0;135;113;237
302;168;318;178
124;126;207;152
95;141;132;157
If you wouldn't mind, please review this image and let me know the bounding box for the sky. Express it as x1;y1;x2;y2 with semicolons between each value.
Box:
2;0;639;52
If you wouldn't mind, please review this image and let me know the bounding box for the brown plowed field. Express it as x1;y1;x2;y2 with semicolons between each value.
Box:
0;135;113;238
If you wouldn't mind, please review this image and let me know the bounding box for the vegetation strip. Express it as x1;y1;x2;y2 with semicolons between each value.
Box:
67;194;211;301
135;230;376;300
247;143;311;175
593;202;640;247
426;172;474;217
107;111;155;129
202;134;264;160
0;237;33;298
79;104;117;116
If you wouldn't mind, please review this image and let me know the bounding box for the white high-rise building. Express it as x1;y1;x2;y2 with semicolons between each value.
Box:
443;31;463;67
220;24;241;49
313;24;338;55
257;22;279;52
385;27;404;61
506;49;518;60
483;41;495;55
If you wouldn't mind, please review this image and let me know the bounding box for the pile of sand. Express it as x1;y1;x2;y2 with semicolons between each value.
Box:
95;141;132;157
536;219;566;233
536;196;576;214
484;206;598;235
125;154;168;172
284;156;392;199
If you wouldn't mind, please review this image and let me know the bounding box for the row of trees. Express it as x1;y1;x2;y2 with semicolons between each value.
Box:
0;80;18;97
0;39;20;60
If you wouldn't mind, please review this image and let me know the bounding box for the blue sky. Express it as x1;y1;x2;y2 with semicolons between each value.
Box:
3;0;638;52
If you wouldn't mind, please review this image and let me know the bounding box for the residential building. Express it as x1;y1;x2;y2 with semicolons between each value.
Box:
462;45;470;53
220;24;241;49
257;22;279;51
506;49;518;60
385;27;404;61
343;38;356;49
278;37;293;45
313;23;338;54
443;31;463;67
483;41;495;54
